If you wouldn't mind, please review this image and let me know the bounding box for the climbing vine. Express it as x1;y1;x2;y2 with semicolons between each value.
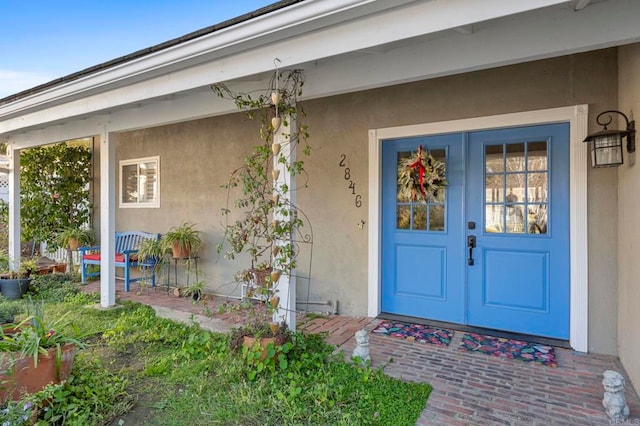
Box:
20;141;92;247
212;68;311;294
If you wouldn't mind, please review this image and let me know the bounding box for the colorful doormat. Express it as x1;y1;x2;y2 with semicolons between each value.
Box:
372;321;453;346
459;333;557;367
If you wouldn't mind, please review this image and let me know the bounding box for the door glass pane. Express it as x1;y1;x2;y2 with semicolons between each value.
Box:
506;143;525;172
528;204;548;234
506;174;525;204
485;175;504;203
430;149;447;203
413;205;427;230
396;151;412;202
527;173;547;203
397;205;410;229
485;145;503;173
528;142;547;171
484;140;550;236
429;205;445;231
486;205;503;233
506;205;525;234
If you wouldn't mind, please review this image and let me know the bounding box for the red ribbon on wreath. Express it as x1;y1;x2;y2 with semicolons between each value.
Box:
409;145;427;200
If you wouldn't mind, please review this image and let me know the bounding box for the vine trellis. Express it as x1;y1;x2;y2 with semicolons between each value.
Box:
212;65;315;316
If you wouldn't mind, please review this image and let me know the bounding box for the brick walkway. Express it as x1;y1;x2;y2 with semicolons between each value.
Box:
82;281;640;425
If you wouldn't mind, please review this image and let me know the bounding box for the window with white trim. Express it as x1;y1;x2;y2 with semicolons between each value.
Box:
119;156;160;208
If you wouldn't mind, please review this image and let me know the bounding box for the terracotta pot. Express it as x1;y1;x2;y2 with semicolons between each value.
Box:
172;242;191;259
68;238;80;251
52;264;67;273
1;325;20;336
242;336;276;361
0;344;76;401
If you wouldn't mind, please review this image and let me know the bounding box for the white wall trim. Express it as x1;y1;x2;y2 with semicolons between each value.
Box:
368;105;589;352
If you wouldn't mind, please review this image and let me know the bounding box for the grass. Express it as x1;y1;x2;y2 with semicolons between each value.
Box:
1;282;432;425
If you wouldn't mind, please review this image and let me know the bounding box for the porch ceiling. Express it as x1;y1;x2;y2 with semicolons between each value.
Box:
1;0;638;147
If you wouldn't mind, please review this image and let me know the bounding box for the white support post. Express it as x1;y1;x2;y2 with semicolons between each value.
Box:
100;129;117;307
272;114;296;331
7;146;20;270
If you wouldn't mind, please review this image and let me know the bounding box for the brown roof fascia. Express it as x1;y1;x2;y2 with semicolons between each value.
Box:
0;0;304;106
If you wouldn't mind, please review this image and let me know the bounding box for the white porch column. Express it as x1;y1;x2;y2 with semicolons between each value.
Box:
272;115;296;330
7;146;20;270
100;129;117;307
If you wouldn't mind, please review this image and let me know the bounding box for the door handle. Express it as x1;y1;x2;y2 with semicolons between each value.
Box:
467;235;476;266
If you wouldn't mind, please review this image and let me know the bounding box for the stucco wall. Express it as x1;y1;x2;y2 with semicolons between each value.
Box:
116;112;262;295
115;49;619;354
617;44;640;392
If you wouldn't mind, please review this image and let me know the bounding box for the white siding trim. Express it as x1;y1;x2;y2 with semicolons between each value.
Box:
368;105;589;352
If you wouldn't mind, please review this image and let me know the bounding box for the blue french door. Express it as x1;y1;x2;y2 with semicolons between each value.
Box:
381;123;570;339
381;133;465;323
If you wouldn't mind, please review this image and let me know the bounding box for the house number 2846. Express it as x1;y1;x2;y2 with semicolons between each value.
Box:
338;154;362;208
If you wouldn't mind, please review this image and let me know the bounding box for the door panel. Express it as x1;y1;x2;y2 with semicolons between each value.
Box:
396;245;445;299
381;134;464;323
466;124;570;339
483;249;548;311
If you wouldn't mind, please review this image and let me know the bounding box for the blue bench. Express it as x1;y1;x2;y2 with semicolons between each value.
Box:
79;231;160;291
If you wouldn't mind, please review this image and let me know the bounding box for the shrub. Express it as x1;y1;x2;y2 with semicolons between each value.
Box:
0;297;22;323
26;274;79;302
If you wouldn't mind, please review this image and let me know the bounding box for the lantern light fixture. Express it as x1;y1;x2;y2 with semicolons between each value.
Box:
583;110;635;168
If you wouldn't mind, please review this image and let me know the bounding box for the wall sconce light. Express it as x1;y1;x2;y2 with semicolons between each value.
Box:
583;110;635;168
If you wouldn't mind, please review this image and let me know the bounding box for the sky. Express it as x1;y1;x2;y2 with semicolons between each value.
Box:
0;0;275;98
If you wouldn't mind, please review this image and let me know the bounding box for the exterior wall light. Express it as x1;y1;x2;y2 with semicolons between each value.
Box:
583;110;635;167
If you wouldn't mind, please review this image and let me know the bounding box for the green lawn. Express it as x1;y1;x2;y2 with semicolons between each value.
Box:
1;277;431;425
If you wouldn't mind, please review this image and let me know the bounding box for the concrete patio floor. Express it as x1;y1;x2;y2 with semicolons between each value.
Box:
82;281;640;425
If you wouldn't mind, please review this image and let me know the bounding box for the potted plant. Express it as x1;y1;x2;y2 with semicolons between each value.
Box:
0;299;85;400
163;222;202;259
229;320;292;376
137;237;169;268
56;226;95;275
0;252;33;300
56;227;94;251
180;280;205;301
19;259;37;277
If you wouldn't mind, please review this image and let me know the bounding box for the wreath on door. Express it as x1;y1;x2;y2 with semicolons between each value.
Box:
397;145;447;202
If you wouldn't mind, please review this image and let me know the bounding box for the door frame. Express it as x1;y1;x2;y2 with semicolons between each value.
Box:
367;105;589;352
